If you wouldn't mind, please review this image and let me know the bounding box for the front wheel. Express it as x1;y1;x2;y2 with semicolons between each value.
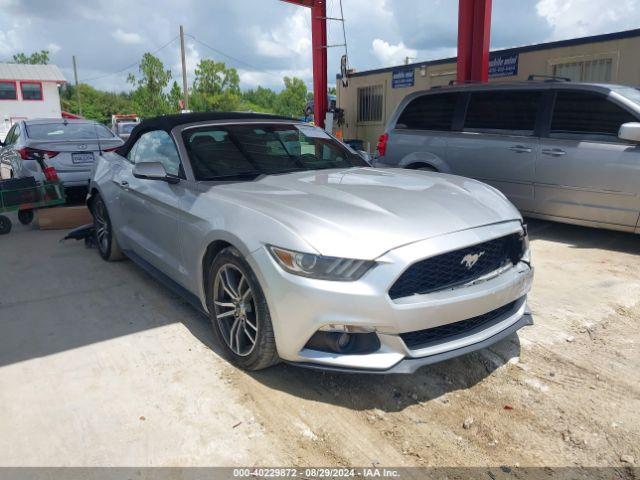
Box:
206;247;279;371
91;194;124;261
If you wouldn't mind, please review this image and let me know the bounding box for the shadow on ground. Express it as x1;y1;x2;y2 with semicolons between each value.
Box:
526;218;640;255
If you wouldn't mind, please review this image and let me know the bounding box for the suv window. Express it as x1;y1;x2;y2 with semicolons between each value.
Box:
464;90;541;136
550;90;637;141
396;93;458;131
131;130;182;177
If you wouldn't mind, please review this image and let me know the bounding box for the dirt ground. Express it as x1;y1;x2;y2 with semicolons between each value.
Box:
0;212;638;469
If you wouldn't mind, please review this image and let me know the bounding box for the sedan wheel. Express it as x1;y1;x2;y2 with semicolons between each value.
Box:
213;264;258;356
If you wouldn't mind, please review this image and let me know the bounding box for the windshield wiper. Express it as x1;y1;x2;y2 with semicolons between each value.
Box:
204;171;265;181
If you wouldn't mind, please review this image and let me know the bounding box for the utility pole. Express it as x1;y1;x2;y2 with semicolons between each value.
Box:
72;55;82;116
179;25;189;111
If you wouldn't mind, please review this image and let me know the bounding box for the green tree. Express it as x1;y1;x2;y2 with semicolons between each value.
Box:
127;53;172;117
242;86;277;112
190;59;241;112
274;76;308;118
167;81;183;112
60;83;134;124
12;50;50;65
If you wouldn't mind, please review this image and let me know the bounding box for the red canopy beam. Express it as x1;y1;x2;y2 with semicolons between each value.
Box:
457;0;492;83
280;0;328;128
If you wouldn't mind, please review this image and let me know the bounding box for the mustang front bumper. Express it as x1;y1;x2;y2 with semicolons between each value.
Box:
248;220;534;373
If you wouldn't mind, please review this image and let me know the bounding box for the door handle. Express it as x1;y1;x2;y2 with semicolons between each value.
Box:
120;180;129;187
542;148;567;157
509;145;533;153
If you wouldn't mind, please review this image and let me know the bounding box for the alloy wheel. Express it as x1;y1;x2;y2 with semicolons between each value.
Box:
213;264;258;356
93;200;110;254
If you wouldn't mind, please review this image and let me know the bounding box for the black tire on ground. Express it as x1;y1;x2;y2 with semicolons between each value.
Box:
206;246;280;371
18;209;34;225
91;194;125;261
0;215;11;235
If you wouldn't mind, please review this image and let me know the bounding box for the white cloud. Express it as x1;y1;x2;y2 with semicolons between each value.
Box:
252;9;311;59
0;28;20;56
112;28;143;45
371;39;417;67
536;0;639;39
46;42;61;53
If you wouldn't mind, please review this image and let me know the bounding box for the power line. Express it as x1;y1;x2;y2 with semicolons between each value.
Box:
185;34;282;79
81;36;179;83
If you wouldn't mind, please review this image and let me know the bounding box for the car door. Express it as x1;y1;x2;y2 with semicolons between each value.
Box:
0;124;19;179
445;90;542;213
116;130;188;281
535;89;640;228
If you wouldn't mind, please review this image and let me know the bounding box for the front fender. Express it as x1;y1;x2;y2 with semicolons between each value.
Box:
398;151;451;173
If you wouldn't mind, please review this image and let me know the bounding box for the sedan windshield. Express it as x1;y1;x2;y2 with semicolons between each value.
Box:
26;122;115;140
182;123;368;181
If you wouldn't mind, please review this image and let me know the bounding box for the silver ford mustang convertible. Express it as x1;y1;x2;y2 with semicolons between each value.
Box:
88;112;533;373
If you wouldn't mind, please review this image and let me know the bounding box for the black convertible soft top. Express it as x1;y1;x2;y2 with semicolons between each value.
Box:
118;111;295;156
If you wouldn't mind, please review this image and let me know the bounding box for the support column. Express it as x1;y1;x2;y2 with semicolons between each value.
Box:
457;0;492;83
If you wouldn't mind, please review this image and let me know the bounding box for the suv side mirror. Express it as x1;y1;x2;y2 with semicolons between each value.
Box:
618;122;640;143
132;161;180;184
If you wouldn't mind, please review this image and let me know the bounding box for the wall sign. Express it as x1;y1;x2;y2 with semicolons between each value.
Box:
392;68;415;88
489;53;519;78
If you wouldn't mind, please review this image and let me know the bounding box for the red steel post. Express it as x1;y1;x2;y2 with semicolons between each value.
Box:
457;0;492;83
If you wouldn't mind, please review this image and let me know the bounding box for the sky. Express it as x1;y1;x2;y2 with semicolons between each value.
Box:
0;0;639;93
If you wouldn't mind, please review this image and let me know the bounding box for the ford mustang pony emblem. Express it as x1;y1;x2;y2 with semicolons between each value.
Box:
461;252;485;269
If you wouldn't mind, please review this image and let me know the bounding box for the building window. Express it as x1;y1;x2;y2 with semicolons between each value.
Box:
357;85;383;123
0;81;17;100
553;58;612;83
20;82;43;101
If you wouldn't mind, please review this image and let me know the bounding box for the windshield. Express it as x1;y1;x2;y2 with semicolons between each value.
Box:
27;122;115;140
118;123;138;134
611;86;640;107
182;123;367;181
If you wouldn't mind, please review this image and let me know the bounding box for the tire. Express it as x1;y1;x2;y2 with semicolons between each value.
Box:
91;194;124;261
206;246;279;371
18;209;34;225
0;215;11;235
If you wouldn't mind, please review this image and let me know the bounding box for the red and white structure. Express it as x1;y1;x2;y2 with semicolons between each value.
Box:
0;63;66;141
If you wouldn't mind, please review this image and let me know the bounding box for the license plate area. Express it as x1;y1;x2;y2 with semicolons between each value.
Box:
71;152;95;164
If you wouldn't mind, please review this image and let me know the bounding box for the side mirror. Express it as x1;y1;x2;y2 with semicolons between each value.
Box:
618;122;640;143
132;161;180;184
358;150;372;164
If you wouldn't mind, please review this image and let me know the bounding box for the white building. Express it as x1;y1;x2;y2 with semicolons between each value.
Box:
0;63;67;141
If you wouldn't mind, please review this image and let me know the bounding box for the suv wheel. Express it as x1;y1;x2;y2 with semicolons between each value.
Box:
206;247;279;371
92;194;124;261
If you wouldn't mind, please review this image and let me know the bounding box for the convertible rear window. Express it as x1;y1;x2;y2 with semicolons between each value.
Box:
182;123;367;181
26;122;115;140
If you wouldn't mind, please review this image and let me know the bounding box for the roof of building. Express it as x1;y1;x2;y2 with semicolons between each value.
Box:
0;63;66;82
338;28;640;79
118;111;295;156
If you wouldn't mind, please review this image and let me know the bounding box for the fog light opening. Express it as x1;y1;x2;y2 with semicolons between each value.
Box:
304;330;380;355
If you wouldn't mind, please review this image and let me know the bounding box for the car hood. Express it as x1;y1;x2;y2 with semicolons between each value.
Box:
205;168;522;260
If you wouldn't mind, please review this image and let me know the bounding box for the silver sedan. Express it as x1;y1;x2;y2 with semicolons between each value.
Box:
87;112;534;373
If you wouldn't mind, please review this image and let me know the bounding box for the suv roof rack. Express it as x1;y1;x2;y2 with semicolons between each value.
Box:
527;74;571;82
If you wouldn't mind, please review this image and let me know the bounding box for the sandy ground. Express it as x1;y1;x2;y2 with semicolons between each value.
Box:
0;211;638;468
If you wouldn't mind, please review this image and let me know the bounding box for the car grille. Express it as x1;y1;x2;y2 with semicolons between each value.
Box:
389;233;522;300
400;301;518;350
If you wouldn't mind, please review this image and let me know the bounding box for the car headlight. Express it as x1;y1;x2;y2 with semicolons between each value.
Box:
268;246;376;281
519;226;531;264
